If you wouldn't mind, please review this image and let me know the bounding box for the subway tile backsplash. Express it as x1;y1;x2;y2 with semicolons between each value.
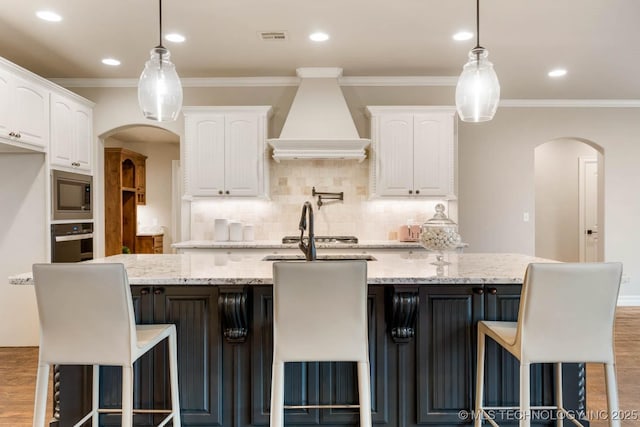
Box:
190;160;454;241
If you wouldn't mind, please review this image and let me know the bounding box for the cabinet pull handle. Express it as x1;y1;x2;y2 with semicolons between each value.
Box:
140;288;151;295
488;287;497;295
473;287;484;295
153;287;165;295
408;190;413;194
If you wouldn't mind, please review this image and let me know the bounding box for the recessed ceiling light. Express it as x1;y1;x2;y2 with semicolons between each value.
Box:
548;68;567;78
36;10;62;22
453;31;474;41
165;33;186;43
309;32;330;42
102;58;121;66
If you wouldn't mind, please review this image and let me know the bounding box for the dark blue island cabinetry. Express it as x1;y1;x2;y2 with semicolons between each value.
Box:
57;284;586;427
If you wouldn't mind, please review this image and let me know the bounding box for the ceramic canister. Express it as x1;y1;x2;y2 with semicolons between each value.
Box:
229;221;243;241
214;219;229;241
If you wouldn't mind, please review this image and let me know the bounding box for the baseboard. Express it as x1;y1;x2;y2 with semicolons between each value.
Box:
617;295;640;306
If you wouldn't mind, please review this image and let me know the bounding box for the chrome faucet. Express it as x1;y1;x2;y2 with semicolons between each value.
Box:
298;201;317;261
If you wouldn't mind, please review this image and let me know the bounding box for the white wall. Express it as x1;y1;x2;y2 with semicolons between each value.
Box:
0;153;47;345
70;86;640;302
534;139;598;262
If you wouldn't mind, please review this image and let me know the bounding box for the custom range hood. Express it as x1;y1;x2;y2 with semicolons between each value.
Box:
268;67;370;162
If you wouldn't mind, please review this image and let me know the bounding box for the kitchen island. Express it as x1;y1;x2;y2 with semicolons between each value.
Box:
12;253;586;427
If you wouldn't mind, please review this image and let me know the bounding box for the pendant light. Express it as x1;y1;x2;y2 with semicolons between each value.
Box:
455;0;500;122
138;0;183;121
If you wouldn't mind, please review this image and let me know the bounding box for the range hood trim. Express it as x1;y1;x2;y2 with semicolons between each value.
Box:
268;67;370;162
268;138;370;162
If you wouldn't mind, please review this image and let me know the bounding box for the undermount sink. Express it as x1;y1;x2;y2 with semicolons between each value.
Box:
261;254;377;262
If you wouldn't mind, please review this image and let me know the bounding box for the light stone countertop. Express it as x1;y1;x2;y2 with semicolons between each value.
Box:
9;253;555;286
171;239;468;250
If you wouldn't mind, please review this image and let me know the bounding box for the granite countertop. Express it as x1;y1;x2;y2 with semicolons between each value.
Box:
171;239;468;250
10;253;554;286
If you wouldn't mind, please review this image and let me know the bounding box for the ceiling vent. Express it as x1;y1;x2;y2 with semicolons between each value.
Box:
259;31;288;41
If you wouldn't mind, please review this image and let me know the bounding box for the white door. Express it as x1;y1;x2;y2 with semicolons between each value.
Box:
186;114;225;196
377;114;414;196
224;114;259;196
579;157;599;262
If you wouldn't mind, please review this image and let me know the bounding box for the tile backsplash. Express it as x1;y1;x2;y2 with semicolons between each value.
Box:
190;160;455;241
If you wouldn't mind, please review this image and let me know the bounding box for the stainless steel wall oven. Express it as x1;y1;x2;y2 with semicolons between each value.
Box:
51;223;94;263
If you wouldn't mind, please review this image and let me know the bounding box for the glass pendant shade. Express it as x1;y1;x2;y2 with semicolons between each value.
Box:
138;47;183;121
455;47;500;123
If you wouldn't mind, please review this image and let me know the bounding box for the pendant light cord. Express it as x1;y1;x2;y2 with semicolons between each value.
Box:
157;0;164;49
475;0;480;49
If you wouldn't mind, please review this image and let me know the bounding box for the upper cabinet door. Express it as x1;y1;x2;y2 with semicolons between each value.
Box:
413;113;454;197
184;107;271;198
0;67;49;150
224;114;259;196
376;114;414;196
186;114;226;196
368;107;456;199
12;75;48;148
50;92;93;173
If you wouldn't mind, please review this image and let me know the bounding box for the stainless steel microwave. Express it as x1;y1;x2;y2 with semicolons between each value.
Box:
52;170;93;221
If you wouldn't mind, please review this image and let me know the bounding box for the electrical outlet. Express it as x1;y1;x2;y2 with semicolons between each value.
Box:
523;212;530;222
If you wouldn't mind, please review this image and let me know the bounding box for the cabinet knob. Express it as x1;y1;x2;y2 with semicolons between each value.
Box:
153;287;165;295
9;131;15;137
408;190;413;194
473;287;484;295
488;287;497;295
140;288;151;295
415;190;420;194
218;190;223;195
225;190;230;195
16;132;21;138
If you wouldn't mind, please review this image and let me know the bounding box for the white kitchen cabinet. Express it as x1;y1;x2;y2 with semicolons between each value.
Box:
0;65;49;151
367;106;456;198
183;106;272;197
50;92;93;173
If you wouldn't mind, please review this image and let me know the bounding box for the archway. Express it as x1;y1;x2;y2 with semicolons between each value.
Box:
95;124;181;257
534;137;604;262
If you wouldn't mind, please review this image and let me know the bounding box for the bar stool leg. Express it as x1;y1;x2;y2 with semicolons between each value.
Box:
604;363;621;427
519;362;531;427
121;366;133;427
555;363;563;427
33;362;50;427
474;331;486;427
92;365;100;426
357;362;372;427
169;331;182;427
270;361;285;427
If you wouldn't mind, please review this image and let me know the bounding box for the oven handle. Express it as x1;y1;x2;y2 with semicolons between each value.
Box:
55;233;94;242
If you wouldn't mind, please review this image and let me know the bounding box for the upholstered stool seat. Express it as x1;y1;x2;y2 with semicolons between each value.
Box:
474;262;623;427
32;263;181;427
271;261;372;427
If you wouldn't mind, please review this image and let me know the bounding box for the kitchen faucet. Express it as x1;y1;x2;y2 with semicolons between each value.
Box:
298;201;317;261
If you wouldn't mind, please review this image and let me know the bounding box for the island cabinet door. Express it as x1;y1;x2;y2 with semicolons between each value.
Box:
152;286;224;427
415;285;484;425
250;286;391;427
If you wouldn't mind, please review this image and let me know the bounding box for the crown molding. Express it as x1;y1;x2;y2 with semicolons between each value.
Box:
48;77;640;108
499;99;640;108
49;76;300;88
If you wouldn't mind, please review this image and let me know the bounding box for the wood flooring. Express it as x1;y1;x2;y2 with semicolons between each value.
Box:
1;308;638;426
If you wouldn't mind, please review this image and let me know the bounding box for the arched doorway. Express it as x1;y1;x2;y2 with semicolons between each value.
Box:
534;137;604;262
97;124;180;256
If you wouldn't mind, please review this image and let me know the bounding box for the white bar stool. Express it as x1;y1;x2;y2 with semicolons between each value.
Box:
32;263;181;427
475;262;623;427
271;261;372;427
